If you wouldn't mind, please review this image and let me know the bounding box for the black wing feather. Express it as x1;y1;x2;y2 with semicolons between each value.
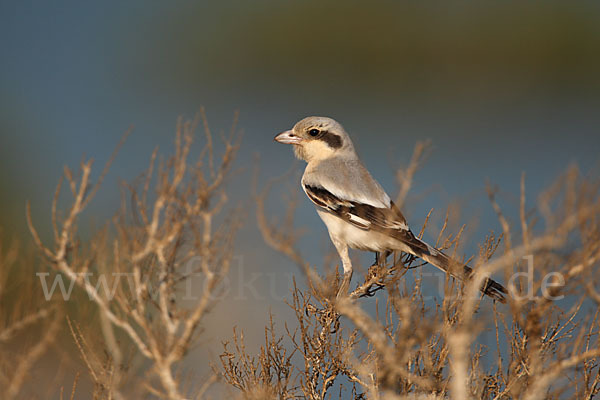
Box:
303;184;429;254
303;184;507;303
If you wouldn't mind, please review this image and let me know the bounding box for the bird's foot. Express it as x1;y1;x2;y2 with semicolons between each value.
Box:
374;250;392;267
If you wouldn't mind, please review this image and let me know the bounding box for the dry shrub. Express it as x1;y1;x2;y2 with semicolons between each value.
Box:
24;109;241;399
0;237;63;400
220;142;600;400
2;116;599;400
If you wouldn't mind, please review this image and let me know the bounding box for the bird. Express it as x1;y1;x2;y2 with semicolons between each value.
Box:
274;116;507;302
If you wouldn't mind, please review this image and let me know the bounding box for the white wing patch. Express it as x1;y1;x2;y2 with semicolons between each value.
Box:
348;214;371;228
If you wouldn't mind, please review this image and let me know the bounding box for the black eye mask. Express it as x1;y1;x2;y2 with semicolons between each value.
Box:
318;131;343;149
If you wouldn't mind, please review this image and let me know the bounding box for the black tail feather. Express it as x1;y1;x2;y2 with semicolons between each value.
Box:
419;247;507;303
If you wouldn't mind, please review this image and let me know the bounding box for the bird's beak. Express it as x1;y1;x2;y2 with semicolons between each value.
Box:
274;130;302;145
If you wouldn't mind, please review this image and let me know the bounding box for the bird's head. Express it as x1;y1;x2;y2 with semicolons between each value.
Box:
275;116;356;162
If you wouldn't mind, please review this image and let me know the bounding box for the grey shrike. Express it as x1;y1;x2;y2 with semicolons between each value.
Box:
275;116;507;302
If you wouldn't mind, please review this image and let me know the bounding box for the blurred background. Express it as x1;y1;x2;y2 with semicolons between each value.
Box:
1;0;599;397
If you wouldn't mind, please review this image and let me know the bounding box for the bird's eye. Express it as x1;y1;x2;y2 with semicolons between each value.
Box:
308;128;320;137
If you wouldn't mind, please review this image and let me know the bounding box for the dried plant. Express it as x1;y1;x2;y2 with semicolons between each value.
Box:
0;237;63;400
220;315;296;399
25;109;241;399
221;142;600;400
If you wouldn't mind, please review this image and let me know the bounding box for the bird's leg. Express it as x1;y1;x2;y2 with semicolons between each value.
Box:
333;239;353;298
375;250;392;267
337;270;353;299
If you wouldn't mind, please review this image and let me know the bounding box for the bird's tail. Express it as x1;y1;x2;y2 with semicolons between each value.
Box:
411;239;507;303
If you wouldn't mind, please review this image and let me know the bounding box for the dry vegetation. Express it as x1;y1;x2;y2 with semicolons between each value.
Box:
1;114;599;399
245;142;600;400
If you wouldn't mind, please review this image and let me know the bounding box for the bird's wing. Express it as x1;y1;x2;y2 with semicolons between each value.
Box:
302;158;391;208
303;184;430;254
304;184;507;302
